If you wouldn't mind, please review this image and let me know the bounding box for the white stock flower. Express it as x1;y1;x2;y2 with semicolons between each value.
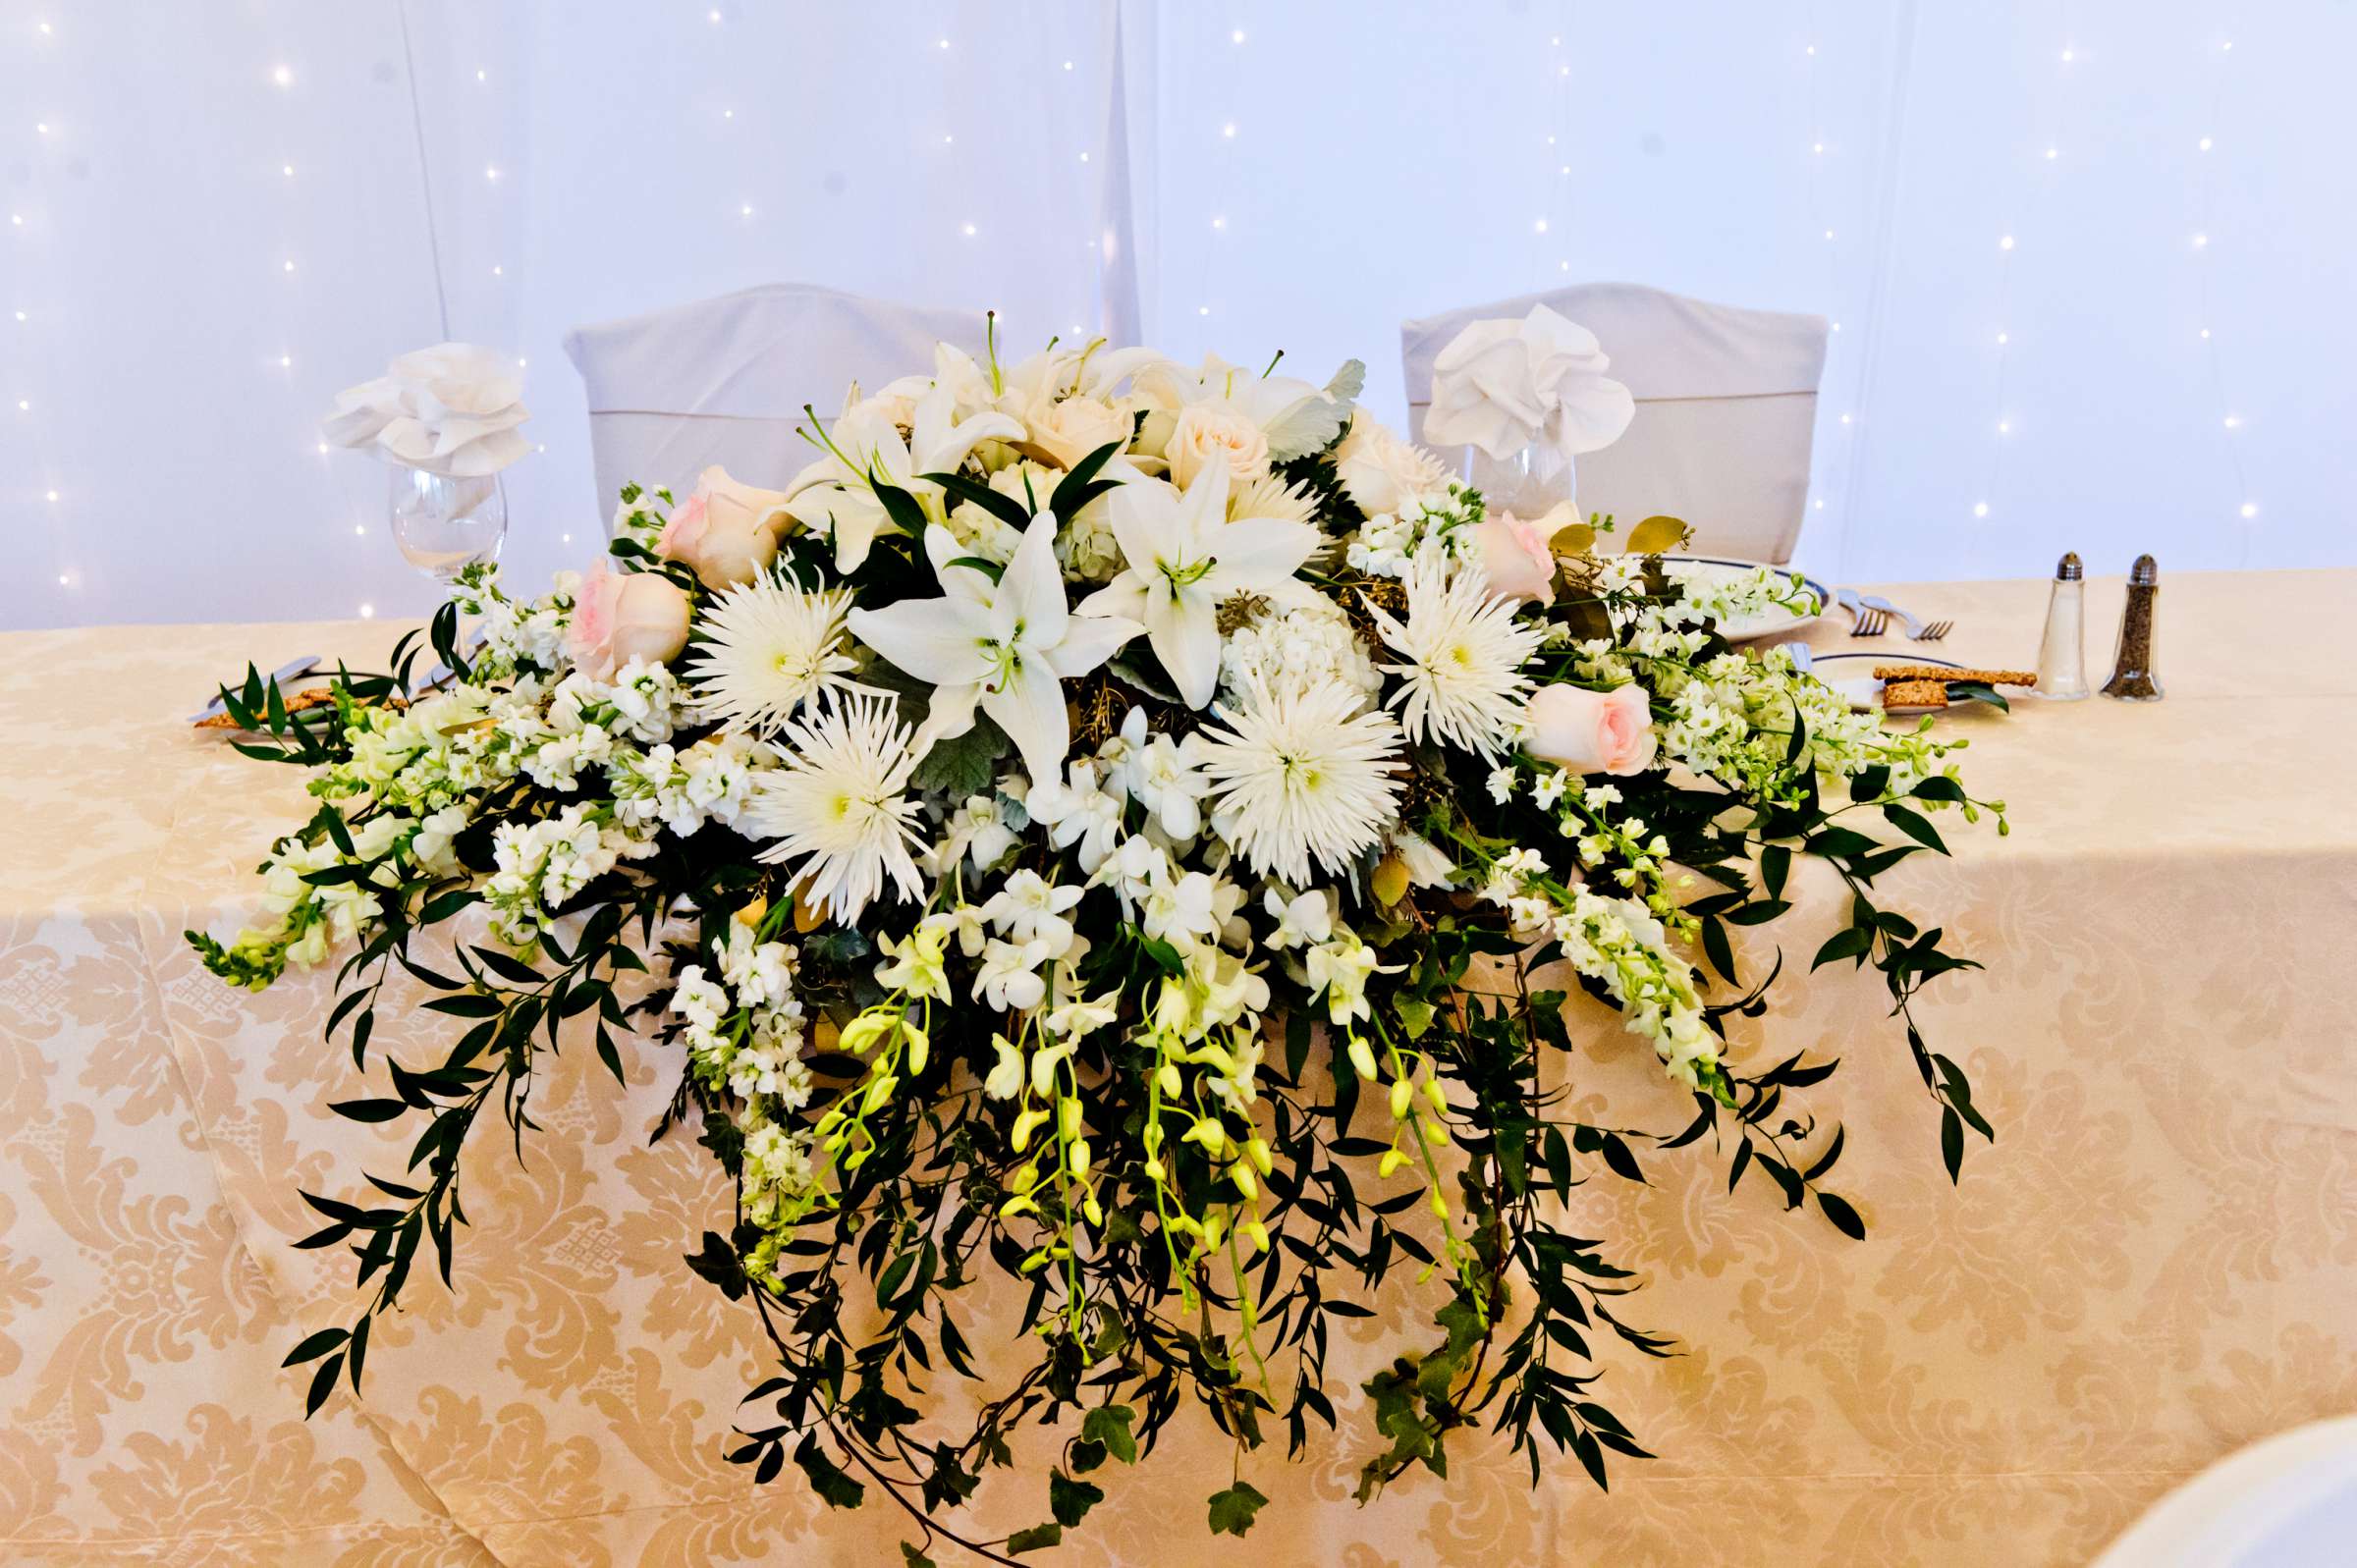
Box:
849;512;1143;783
1079;460;1322;709
1192;676;1404;885
1366;553;1544;762
747;692;926;921
684;573;866;733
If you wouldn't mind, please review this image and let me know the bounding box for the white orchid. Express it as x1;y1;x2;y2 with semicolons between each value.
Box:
1078;461;1322;709
848;512;1143;783
784;376;1024;572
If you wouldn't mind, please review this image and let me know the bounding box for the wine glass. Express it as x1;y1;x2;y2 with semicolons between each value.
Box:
387;464;508;583
1458;440;1576;519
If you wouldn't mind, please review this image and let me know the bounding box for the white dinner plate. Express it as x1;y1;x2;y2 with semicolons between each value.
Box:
1805;650;1965;713
1663;555;1831;642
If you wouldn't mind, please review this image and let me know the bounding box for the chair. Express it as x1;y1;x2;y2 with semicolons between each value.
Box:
1401;282;1828;564
2087;1417;2357;1567
563;283;983;519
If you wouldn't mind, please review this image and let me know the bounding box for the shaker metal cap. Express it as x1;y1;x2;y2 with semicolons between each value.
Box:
2129;554;2158;586
2056;552;2083;580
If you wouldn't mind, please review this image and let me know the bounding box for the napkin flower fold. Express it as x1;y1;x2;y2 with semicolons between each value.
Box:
1422;304;1634;462
322;343;530;478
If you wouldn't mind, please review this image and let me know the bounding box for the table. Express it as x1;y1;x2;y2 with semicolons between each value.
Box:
1;568;2351;1565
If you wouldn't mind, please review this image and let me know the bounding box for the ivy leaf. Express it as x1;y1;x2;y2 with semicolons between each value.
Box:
1078;1403;1136;1465
1049;1470;1104;1527
1207;1482;1270;1538
792;1434;865;1509
1006;1523;1063;1554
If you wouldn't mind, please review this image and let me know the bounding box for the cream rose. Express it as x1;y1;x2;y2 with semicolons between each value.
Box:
1523;683;1657;776
566;561;692;680
1332;410;1449;515
1165;400;1271;489
1025;393;1132;470
1471;513;1558;603
656;465;795;589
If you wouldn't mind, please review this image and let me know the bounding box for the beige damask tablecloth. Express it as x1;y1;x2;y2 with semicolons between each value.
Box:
2;568;2352;1567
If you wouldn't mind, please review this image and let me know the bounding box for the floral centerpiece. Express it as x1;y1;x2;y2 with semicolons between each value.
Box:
194;319;2002;1563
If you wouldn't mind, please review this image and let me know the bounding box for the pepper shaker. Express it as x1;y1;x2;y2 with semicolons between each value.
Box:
2035;552;2090;700
2101;555;2162;701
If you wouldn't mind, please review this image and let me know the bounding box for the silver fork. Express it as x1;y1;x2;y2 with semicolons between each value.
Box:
1836;589;1889;638
1854;592;1954;643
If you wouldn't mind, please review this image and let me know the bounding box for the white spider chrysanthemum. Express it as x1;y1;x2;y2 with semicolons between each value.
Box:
684;574;866;732
1193;676;1403;885
1230;470;1320;527
747;692;925;920
1366;552;1545;761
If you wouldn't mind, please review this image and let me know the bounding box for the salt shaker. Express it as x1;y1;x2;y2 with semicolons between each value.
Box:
2035;552;2090;700
2100;555;2162;701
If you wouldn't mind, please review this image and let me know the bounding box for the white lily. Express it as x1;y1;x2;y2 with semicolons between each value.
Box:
784;376;1023;572
1077;461;1322;709
848;512;1143;782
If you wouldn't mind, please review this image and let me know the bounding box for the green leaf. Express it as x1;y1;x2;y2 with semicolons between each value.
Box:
328;1098;409;1123
1946;679;2010;712
1812;926;1874;970
1049;440;1124;517
1079;1403;1137;1465
793;1434;866;1509
282;1326;347;1367
1049;1470;1104;1527
1624;514;1689;555
900;1545;937;1568
1817;1191;1866;1240
1940;1106;1964;1182
1206;1482;1270;1538
911;715;1012;799
1006;1523;1063;1554
921;468;1032;530
1759;843;1790;899
1880;801;1948;854
945;554;1005;582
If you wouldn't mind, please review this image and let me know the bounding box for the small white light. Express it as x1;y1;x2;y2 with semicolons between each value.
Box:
1824;228;1836;241
2221;40;2233;52
1210;214;1227;230
722;107;734;119
942;134;954;144
1559;164;1569;175
740;201;753;216
936;36;949;49
1559;260;1570;272
1546;135;1557;146
1078;150;1089;163
475;68;486;82
1231;27;1245;44
1221;121;1236;138
56;573;69;586
2060;47;2074;63
2198;136;2213;151
35;122;48;135
961;222;977;237
2239;502;2257;518
12;310;24;321
316;441;329;454
44;488;59;502
1972;502;1989;517
1558;63;1569;78
15;399;27;411
2223;414;2241;429
561;531;573;544
516;356;526;368
1534;218;1549;234
1806;43;1817;57
282;258;296;272
484;164;500;181
10;214;23;227
1813;498;1825;510
1997;330;2010;345
1831;321;1843;333
358;602;375;619
2192;232;2209;247
1999;234;2015;250
706;7;720;20
2044;145;2058;160
1812;140;1825;153
272;64;293;87
38;21;53;35
1997;418;2010;434
282;163;295;177
1839;412;1853;426
1063;60;1073;71
277;353;291;368
2199;327;2212;339
352;522;364;536
1198;304;1211;316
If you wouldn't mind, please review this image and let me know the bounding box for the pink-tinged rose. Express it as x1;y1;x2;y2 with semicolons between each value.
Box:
1332;410;1450;515
1025;393;1131;469
656;465;795;589
1165;400;1271;489
1523;682;1657;776
1471;513;1558;603
566;560;692;680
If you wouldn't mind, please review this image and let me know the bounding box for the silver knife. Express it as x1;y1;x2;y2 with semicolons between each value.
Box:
189;654;323;725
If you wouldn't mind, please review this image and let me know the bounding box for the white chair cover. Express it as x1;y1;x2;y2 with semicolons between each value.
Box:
1401;282;1828;564
562;283;983;520
2089;1417;2357;1566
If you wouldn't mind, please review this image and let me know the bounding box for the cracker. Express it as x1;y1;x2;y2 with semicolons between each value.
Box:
1882;679;1950;710
1872;665;2036;686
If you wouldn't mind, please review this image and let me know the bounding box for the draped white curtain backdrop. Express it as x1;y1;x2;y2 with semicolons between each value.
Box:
4;0;2350;630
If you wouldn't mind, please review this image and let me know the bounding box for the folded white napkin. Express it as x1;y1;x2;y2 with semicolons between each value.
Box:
322;343;530;478
1422;304;1634;461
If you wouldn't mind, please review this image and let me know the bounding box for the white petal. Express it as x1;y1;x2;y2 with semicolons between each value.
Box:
1045;613;1144;677
1106;479;1176;574
1077;576;1150;623
1205;517;1321;590
1172;461;1232;553
982;660;1071;783
849;598;992;683
1001;512;1069;649
1147;588;1221;709
915;682;981;749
